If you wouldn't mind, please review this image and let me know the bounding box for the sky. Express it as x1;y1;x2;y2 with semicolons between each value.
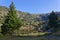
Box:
0;0;60;14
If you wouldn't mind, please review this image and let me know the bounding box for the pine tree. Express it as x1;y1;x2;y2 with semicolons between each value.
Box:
1;2;22;35
46;11;58;30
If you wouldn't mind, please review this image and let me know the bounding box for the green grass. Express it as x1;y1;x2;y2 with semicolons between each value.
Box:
0;32;59;40
14;32;50;36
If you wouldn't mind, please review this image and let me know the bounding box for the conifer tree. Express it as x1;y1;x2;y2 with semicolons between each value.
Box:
1;2;22;35
49;11;58;28
46;11;58;30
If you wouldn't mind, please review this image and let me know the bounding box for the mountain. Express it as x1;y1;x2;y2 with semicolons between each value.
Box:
0;6;39;26
0;6;60;32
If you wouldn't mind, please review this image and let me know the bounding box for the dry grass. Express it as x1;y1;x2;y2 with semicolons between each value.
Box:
14;32;50;36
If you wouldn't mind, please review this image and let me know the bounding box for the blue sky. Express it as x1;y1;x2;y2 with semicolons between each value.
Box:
0;0;60;14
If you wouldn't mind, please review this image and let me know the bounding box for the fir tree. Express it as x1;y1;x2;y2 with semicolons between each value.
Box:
1;2;22;35
46;11;58;30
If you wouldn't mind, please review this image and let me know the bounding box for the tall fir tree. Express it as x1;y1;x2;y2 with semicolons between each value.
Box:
46;11;58;30
1;2;22;35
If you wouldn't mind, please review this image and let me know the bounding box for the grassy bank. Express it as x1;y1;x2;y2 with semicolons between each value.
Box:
14;32;50;36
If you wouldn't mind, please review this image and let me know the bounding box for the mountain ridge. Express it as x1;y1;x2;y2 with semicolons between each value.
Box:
0;6;60;26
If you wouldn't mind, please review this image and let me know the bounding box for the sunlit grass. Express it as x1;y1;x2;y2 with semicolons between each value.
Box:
15;32;50;36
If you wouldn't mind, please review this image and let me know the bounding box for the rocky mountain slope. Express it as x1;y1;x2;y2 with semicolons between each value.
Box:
0;6;41;26
0;6;60;27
